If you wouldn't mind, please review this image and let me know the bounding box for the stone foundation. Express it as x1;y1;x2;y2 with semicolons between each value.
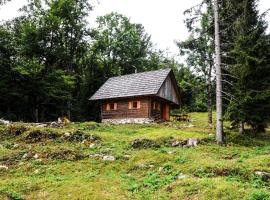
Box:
102;118;154;124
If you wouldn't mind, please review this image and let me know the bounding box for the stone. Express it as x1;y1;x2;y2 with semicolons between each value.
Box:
168;151;175;155
177;173;187;179
64;132;71;137
33;154;39;159
102;155;115;161
81;140;86;144
0;119;10;125
36;124;47;128
22;153;29;159
171;141;181;147
255;171;270;176
50;122;62;128
159;167;164;171
186;138;199;147
131;138;160;149
0;165;8;170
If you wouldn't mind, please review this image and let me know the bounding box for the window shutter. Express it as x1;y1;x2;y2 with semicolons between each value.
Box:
128;101;132;109
106;103;110;111
137;101;141;109
114;103;117;110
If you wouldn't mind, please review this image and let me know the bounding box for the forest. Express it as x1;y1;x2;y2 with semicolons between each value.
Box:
0;0;269;133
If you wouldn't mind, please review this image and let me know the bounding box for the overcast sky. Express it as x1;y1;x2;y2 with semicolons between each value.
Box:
0;0;269;57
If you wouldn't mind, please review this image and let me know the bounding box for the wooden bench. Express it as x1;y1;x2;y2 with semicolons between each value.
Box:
171;114;191;122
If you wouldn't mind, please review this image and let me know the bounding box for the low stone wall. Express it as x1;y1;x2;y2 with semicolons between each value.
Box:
102;118;154;124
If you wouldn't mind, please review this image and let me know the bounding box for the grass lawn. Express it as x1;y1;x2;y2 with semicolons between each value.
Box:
0;112;270;200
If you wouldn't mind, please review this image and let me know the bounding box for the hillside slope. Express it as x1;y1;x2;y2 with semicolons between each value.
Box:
0;113;270;200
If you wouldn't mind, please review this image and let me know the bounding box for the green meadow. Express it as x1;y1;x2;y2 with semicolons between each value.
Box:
0;113;270;200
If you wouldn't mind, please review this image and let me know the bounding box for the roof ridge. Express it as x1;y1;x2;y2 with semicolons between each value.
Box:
109;68;171;79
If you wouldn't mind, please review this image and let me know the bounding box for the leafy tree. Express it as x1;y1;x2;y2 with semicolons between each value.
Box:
178;0;215;124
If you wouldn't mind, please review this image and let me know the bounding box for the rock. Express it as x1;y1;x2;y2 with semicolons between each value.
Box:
177;173;187;179
255;171;270;181
64;132;71;137
0;165;8;170
25;130;58;143
168;151;175;155
36;124;47;128
81;139;86;144
171;140;186;147
33;154;39;159
186;138;199;147
102;155;115;161
131;139;160;149
0;119;10;125
63;131;101;142
159;167;164;171
255;171;270;176
22;153;28;159
50;121;62;128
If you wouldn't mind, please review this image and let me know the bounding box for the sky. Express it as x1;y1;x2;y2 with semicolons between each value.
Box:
0;0;269;57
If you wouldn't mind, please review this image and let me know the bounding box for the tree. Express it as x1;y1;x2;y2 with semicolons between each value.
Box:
213;0;224;143
178;0;215;124
220;0;270;133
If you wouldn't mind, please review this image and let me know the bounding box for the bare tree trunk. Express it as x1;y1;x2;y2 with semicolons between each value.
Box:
239;122;244;134
213;0;224;144
35;108;38;123
207;65;213;125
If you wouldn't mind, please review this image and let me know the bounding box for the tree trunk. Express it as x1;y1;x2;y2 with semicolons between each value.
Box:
239;122;244;134
207;65;213;125
207;89;212;125
213;0;224;144
35;108;39;123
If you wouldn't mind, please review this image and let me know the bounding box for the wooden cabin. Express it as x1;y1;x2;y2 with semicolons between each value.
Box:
89;68;181;123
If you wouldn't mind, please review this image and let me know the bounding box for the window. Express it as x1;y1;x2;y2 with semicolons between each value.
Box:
106;103;117;111
153;101;160;111
129;101;141;109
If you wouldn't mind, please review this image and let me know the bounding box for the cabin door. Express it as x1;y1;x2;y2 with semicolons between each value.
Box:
162;103;170;121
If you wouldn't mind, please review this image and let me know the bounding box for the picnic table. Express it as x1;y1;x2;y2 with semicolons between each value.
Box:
171;113;191;122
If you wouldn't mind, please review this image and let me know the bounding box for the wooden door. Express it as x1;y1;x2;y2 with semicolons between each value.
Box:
162;103;170;121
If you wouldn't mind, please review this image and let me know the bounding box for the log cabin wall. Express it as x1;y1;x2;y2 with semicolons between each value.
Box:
157;74;180;105
150;99;162;120
102;98;150;119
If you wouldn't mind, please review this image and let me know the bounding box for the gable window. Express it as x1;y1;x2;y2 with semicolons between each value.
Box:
106;103;117;111
129;101;141;109
153;101;160;111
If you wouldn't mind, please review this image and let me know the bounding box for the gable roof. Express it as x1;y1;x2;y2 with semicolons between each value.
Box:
89;68;180;104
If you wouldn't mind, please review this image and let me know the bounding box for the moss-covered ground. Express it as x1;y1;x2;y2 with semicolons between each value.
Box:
0;113;270;200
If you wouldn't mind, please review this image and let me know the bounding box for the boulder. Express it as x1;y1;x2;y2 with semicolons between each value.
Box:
186;138;199;147
50;121;62;128
102;155;115;161
0;165;8;170
0;119;10;125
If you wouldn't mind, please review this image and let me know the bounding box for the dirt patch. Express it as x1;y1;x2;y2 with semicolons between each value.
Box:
131;139;160;149
25;130;59;143
7;124;28;136
47;149;85;161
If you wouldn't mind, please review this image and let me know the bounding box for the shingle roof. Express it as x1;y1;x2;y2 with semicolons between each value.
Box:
89;68;172;100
